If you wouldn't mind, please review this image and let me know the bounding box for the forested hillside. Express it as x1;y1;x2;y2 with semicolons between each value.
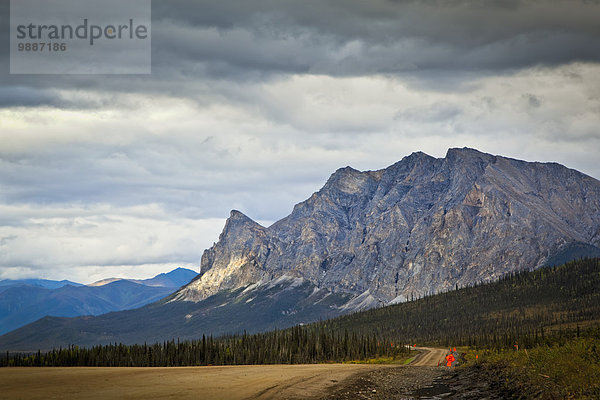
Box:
321;257;600;348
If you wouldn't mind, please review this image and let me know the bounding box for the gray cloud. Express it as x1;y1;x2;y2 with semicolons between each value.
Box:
151;0;600;76
0;0;599;280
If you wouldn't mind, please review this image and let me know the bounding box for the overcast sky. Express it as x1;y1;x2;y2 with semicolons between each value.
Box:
1;0;599;283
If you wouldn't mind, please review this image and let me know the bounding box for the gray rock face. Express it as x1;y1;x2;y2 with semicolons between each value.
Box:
173;148;600;304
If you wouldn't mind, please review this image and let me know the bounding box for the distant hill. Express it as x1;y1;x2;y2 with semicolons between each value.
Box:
89;267;197;288
0;268;197;335
129;267;198;288
0;279;82;293
543;242;600;267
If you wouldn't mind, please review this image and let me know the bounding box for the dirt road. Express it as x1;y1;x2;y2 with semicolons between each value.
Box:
410;346;448;367
0;364;385;400
0;349;458;399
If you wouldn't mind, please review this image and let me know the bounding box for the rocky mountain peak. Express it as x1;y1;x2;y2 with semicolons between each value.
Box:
322;166;380;195
405;150;436;162
225;209;260;227
219;210;265;241
444;147;498;173
174;149;600;306
384;151;437;180
445;147;494;161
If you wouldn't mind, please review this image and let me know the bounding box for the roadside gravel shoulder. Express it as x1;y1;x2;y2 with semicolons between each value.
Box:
321;364;520;399
321;366;448;400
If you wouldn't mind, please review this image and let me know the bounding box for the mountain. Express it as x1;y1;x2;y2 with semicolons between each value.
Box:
0;276;354;350
0;268;197;335
2;148;599;349
0;279;82;293
174;148;600;304
87;278;121;287
89;268;197;288
0;281;175;335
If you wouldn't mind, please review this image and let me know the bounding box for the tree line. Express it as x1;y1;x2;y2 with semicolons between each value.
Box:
0;326;407;367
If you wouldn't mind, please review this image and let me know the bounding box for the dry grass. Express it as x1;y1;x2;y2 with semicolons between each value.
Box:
464;337;600;399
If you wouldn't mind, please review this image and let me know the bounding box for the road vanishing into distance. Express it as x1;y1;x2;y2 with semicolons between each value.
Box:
410;346;449;367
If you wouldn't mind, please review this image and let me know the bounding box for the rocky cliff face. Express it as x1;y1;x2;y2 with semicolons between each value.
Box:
173;148;600;304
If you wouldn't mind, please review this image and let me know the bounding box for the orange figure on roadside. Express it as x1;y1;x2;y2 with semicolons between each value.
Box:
445;353;455;367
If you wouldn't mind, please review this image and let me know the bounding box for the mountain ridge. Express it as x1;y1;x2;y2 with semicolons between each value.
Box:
89;267;197;288
0;268;197;335
174;147;600;304
0;279;82;292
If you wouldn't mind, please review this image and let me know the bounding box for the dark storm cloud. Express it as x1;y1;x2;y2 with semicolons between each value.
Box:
1;0;600;108
150;0;600;74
